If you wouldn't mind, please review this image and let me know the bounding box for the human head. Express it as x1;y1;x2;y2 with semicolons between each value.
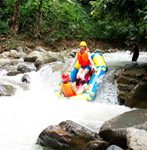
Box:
62;73;70;82
79;41;87;52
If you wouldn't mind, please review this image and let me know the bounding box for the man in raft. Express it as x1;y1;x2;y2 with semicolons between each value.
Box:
72;41;97;85
60;73;85;97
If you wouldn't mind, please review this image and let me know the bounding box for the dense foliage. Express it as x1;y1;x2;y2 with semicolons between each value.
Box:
0;0;146;43
90;0;147;42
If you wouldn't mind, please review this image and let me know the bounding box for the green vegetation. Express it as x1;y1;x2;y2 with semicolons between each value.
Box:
0;0;146;43
90;0;147;42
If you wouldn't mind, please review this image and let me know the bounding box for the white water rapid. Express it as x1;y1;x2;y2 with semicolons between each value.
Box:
0;51;146;150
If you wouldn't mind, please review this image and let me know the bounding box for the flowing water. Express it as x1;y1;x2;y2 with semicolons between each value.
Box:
0;51;146;150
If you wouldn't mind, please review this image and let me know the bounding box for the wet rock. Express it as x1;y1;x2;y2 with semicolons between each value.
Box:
100;109;147;131
106;145;124;150
9;50;19;58
24;50;46;62
115;63;147;108
0;51;9;58
34;60;43;70
7;71;21;76
37;120;100;150
21;74;31;83
99;128;127;148
69;49;77;58
0;59;23;75
99;109;147;148
35;47;47;53
134;121;147;131
48;51;64;62
17;64;31;73
127;127;147;150
17;52;27;58
17;47;32;54
59;120;99;139
0;84;15;96
17;47;24;52
34;51;64;70
85;140;109;150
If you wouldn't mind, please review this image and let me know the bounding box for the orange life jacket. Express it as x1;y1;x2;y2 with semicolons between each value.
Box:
61;83;76;97
77;51;91;66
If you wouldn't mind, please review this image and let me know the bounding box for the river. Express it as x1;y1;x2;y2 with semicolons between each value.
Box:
0;50;146;150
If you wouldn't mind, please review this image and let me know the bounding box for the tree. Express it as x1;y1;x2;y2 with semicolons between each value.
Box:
90;0;147;41
0;0;6;8
10;0;21;35
34;0;43;37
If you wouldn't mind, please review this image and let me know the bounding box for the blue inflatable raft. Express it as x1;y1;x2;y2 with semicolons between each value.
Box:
59;51;108;101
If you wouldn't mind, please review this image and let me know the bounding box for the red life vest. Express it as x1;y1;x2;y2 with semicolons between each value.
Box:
61;83;76;97
77;51;91;66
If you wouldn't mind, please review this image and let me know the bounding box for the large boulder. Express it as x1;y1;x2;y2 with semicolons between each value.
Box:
34;51;65;70
24;50;46;62
115;63;147;108
99;109;147;149
37;120;101;150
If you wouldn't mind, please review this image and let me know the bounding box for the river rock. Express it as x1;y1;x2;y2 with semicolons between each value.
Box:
115;63;147;108
127;127;147;150
37;120;100;150
106;145;124;150
9;50;20;58
17;64;31;73
7;71;21;76
21;74;31;83
17;46;32;54
24;50;46;62
16;46;24;52
99;109;147;148
0;51;9;58
35;47;47;53
0;84;16;96
34;51;65;70
85;140;109;150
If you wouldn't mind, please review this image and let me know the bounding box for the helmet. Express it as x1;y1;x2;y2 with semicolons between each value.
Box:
79;41;87;47
62;73;70;82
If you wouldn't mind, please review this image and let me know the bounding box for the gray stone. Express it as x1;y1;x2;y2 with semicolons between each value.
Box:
99;109;147;149
0;84;16;96
115;63;147;108
106;145;124;150
21;74;31;83
17;64;31;73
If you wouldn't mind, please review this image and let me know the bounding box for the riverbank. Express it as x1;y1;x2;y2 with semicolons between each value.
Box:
1;35;146;53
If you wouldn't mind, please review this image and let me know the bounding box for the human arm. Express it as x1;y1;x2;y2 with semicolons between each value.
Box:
71;82;83;95
71;82;78;94
88;52;97;71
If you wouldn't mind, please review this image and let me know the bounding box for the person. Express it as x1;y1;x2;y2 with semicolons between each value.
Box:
72;41;97;85
130;37;139;62
60;73;85;97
